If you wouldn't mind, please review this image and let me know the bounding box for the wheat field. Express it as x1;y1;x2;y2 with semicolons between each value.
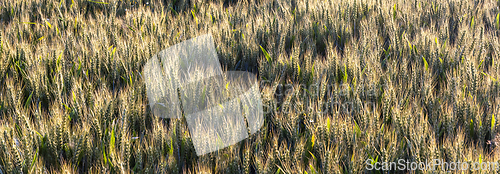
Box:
0;0;500;173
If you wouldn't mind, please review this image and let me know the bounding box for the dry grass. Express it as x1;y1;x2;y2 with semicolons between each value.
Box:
0;0;500;173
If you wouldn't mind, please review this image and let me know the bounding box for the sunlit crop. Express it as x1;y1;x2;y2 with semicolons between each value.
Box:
0;0;500;173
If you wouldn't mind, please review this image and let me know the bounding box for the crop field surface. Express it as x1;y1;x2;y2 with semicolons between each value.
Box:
1;0;500;173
